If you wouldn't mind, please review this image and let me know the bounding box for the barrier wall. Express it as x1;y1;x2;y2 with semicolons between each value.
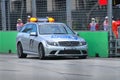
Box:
78;31;108;57
0;31;109;57
0;31;17;54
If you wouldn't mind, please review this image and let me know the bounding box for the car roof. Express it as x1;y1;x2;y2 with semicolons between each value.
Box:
38;22;65;25
25;22;65;25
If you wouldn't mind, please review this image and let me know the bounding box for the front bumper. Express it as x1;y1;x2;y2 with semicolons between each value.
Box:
44;45;88;57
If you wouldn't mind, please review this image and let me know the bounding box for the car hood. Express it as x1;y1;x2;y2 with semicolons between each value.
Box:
39;34;85;42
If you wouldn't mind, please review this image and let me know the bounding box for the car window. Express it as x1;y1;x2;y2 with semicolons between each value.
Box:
20;25;27;32
21;24;33;33
31;24;37;32
64;25;75;34
39;24;74;34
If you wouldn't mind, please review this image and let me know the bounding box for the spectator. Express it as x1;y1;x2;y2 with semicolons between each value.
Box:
112;20;119;38
27;15;31;22
103;16;109;31
116;18;120;26
88;18;99;31
16;19;24;31
112;18;120;38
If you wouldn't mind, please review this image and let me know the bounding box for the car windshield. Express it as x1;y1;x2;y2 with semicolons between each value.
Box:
39;24;75;35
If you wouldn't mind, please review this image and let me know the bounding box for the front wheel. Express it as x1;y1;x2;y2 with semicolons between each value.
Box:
17;43;27;58
38;44;45;60
78;56;87;59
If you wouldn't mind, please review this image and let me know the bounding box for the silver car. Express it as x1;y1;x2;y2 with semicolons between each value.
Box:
16;21;88;59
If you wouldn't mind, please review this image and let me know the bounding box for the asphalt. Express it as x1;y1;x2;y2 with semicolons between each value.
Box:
0;54;120;80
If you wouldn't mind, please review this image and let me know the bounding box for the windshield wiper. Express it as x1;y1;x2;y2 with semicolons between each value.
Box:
53;33;66;34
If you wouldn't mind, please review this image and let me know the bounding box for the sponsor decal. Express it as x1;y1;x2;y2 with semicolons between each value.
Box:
51;35;78;40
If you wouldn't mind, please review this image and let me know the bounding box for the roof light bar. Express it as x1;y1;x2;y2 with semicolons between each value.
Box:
29;17;55;22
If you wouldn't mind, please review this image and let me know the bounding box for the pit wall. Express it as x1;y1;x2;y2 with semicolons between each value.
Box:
0;31;109;57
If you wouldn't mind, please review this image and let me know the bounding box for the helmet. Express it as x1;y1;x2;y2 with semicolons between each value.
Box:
27;15;31;18
17;19;22;22
91;18;95;21
105;16;108;19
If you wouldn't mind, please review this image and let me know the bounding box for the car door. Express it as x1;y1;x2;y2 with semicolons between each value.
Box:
21;24;33;52
29;24;38;53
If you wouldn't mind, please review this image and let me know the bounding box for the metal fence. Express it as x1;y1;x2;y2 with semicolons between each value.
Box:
0;0;120;31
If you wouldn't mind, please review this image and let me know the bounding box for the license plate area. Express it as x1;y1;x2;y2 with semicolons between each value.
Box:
59;50;80;54
64;47;77;50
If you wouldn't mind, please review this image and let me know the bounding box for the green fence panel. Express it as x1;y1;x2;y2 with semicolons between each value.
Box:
0;31;18;54
78;31;109;57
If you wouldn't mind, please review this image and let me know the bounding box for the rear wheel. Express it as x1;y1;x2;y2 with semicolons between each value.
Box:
38;44;45;60
17;43;27;58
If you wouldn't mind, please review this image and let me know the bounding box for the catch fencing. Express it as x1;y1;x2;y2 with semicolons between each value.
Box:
0;0;120;31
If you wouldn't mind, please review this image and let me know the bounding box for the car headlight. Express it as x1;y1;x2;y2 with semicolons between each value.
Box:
46;41;58;46
79;41;87;46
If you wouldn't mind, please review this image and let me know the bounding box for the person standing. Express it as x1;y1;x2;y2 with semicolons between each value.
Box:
27;15;31;22
116;18;120;27
112;19;119;38
103;16;109;31
16;19;24;31
88;18;99;31
112;18;120;38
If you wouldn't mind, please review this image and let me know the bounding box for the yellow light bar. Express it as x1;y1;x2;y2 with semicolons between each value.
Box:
48;17;55;22
29;17;55;23
29;17;38;22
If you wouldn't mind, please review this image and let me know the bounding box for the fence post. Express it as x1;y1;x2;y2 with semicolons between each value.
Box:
32;0;36;17
108;0;113;55
1;0;6;31
66;0;72;28
8;0;11;30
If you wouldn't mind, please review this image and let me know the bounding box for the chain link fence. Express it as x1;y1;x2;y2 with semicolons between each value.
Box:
0;0;120;31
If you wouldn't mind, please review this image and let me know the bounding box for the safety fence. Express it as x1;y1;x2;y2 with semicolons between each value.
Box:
0;31;109;57
0;0;120;31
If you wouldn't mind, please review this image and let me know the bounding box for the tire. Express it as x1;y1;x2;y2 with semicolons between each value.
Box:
38;44;45;60
78;56;87;59
17;43;27;58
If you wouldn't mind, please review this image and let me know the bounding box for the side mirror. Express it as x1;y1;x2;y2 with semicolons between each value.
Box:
75;32;80;36
30;32;37;36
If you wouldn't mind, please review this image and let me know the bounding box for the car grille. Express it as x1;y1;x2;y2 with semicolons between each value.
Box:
59;41;79;46
59;50;80;54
